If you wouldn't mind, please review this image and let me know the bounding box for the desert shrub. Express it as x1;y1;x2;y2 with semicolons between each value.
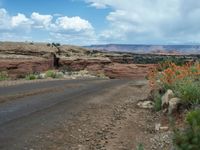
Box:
136;143;144;150
47;43;51;47
153;92;162;111
173;109;200;150
148;62;200;100
159;62;200;89
52;42;61;47
0;71;8;81
158;58;186;71
96;73;109;79
25;74;36;80
55;72;64;78
173;78;200;105
45;70;57;78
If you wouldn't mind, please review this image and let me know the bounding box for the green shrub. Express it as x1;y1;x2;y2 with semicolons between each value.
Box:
136;143;144;150
46;43;51;47
45;70;57;78
173;109;200;150
153;92;162;111
25;74;36;80
0;71;8;81
173;78;200;105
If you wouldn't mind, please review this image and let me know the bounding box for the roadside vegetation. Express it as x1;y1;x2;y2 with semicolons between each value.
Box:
174;109;200;150
22;69;108;81
148;61;200;149
25;74;37;80
0;71;9;81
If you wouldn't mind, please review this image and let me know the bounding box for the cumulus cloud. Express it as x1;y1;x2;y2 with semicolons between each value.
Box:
31;12;53;29
0;8;95;44
11;13;32;28
0;8;32;31
53;16;93;32
49;16;95;45
86;0;200;44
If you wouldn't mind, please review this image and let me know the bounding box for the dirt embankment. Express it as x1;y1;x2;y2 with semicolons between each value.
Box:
0;42;155;79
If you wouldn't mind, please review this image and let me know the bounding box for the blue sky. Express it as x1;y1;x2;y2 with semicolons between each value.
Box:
0;0;200;45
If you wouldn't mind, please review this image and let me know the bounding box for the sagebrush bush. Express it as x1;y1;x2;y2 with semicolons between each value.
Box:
45;70;57;78
173;78;200;105
136;143;144;150
45;70;64;78
25;74;36;80
173;109;200;150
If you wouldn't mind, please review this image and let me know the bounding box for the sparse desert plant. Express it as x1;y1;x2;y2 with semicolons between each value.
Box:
45;70;57;78
173;109;200;150
153;92;162;111
136;143;144;150
55;72;64;78
0;71;8;81
25;74;36;80
96;73;108;79
47;43;51;47
52;42;61;47
173;78;200;105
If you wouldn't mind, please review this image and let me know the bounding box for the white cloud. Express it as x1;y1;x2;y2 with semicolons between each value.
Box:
49;16;95;45
0;9;32;31
53;16;93;32
0;8;95;44
11;13;32;28
85;0;200;44
31;12;53;29
85;0;107;9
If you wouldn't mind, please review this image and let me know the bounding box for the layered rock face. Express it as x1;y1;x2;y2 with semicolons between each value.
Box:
0;42;155;79
104;64;155;79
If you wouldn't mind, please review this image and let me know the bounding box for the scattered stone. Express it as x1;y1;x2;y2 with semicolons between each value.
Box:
155;123;161;131
159;126;169;131
78;129;82;132
161;89;174;108
137;101;154;109
168;97;181;114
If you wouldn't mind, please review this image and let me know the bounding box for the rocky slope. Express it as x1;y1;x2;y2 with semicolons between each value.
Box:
0;42;156;79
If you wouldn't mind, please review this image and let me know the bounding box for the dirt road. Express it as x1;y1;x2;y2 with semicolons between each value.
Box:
0;79;171;150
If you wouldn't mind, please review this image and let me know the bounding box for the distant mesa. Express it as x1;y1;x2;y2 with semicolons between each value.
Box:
85;44;200;55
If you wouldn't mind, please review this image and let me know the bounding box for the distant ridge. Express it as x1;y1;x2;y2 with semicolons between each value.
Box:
85;44;200;54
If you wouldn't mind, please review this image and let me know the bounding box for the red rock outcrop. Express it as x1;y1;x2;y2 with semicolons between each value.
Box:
0;42;158;79
103;63;156;79
0;59;54;78
59;58;112;71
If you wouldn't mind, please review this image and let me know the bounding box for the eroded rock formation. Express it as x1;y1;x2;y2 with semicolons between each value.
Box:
0;42;156;79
